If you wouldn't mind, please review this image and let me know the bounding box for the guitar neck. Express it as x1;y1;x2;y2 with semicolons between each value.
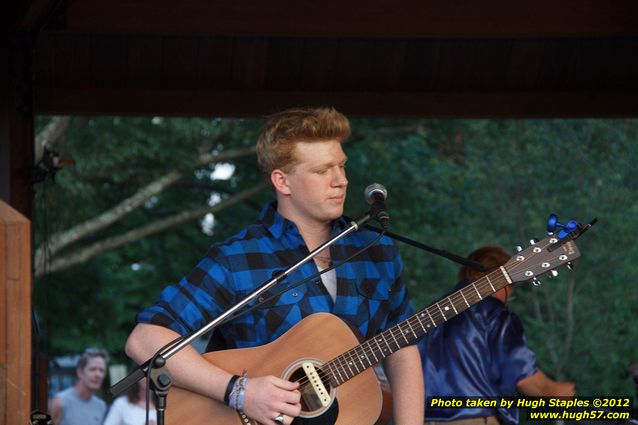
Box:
324;267;512;386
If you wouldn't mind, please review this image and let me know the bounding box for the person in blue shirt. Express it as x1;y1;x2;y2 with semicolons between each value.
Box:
125;107;424;425
419;245;575;425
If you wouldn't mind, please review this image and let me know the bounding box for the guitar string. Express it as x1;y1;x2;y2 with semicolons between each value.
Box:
292;241;559;389
296;268;521;388
291;272;510;389
293;269;516;388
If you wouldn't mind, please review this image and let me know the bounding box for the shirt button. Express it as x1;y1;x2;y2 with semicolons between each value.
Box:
292;291;298;297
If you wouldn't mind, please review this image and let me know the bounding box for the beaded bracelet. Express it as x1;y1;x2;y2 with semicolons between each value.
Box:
224;375;240;406
228;376;248;411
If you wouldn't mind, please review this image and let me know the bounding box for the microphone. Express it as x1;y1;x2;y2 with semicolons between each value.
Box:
364;183;389;228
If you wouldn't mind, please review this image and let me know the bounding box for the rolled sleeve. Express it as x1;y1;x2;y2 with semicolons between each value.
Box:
136;254;234;335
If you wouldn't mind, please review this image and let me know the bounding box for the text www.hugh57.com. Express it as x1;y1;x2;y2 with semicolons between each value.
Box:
529;409;630;421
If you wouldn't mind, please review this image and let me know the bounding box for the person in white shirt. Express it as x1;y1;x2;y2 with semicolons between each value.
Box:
104;377;157;425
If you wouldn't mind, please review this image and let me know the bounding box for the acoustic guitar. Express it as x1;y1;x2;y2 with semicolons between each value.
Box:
165;230;584;425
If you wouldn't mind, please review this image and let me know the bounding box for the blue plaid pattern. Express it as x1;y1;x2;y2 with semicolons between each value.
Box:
137;202;414;348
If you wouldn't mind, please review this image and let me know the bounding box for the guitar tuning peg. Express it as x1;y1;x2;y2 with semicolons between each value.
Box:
546;214;581;239
549;270;558;278
566;262;574;270
532;277;542;286
530;238;539;245
515;246;523;252
547;214;559;233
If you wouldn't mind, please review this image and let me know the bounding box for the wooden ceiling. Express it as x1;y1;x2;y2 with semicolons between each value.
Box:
18;0;638;117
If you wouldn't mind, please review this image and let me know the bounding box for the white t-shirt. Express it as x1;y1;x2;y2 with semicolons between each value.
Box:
103;396;157;425
319;266;337;302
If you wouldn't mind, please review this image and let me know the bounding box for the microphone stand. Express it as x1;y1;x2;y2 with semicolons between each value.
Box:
110;212;374;424
342;216;486;273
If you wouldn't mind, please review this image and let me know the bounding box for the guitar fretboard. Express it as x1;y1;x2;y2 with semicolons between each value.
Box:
323;267;511;386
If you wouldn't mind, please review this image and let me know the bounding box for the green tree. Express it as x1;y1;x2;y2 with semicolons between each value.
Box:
34;116;638;399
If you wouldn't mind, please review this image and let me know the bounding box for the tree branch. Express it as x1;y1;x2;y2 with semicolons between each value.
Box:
34;146;255;272
35;116;71;164
36;182;267;276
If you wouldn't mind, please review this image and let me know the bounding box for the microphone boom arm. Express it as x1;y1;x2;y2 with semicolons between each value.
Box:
343;217;487;273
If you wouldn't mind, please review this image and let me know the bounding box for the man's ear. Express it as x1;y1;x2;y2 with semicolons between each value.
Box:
271;169;291;195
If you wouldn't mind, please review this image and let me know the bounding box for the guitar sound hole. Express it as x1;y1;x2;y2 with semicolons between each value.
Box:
289;365;334;416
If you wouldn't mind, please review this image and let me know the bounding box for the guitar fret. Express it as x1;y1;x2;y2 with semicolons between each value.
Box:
415;312;427;333
405;319;416;341
479;280;495;299
345;350;356;376
324;363;337;386
460;290;470;307
390;324;405;350
344;351;356;377
398;324;410;345
472;282;483;300
486;275;496;292
383;331;394;351
332;360;345;384
354;347;367;370
380;334;394;355
426;309;437;327
436;302;448;321
366;340;380;363
374;335;385;358
360;345;373;366
352;350;363;374
388;328;400;351
447;296;459;315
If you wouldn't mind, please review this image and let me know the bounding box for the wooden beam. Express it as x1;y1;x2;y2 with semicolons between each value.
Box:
65;0;638;37
34;87;638;118
0;200;32;425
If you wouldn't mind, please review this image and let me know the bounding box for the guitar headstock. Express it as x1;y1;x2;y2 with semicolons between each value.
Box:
503;215;596;284
504;236;580;283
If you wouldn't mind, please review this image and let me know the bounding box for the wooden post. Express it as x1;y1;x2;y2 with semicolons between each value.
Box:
0;200;32;425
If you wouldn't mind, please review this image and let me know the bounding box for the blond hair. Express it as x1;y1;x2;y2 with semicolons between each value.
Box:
256;107;351;175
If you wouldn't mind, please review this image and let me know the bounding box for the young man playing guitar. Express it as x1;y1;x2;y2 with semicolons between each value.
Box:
125;107;424;425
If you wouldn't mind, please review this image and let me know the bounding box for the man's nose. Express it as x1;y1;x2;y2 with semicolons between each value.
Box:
333;167;348;187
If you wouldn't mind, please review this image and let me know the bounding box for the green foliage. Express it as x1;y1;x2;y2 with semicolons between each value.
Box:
34;116;268;364
34;116;637;397
346;118;638;396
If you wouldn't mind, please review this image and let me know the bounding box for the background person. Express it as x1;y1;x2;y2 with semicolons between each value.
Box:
49;348;109;425
419;245;575;425
104;376;156;425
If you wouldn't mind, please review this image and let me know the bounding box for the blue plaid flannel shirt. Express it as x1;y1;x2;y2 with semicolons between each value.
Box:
136;202;414;348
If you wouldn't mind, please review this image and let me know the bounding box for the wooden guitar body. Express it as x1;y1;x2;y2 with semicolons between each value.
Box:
165;313;391;425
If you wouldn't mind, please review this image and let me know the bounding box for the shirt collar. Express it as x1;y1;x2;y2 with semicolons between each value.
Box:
259;201;348;239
